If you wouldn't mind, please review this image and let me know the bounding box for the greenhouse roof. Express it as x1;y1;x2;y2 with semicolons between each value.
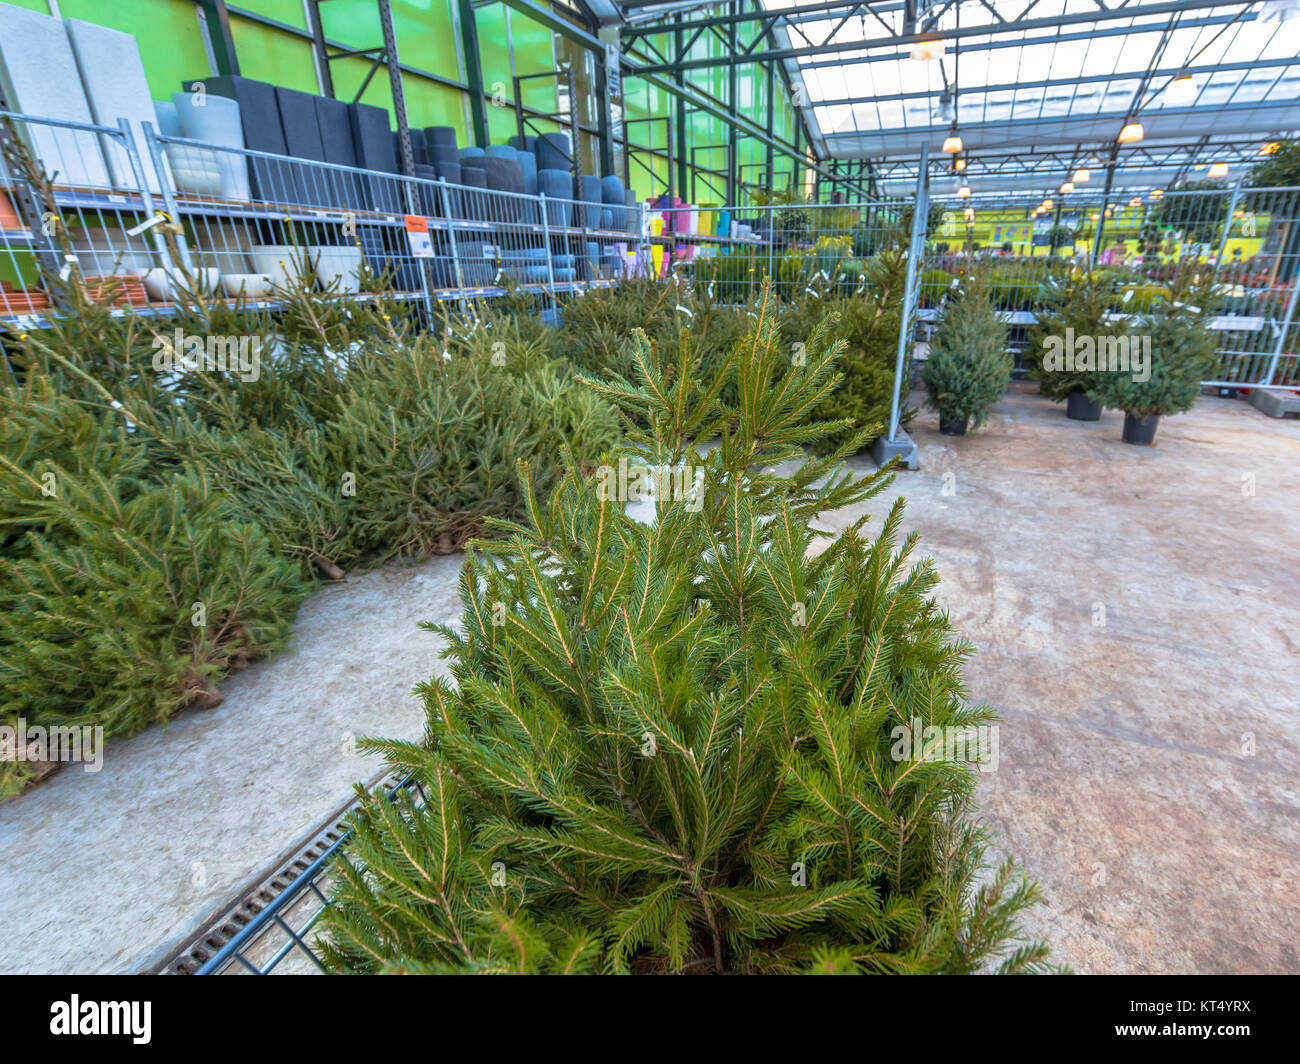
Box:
619;0;1300;192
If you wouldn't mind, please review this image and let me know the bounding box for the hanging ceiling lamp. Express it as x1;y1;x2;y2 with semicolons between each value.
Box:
1129;197;1143;207
1165;71;1198;105
942;125;963;153
1073;167;1090;183
1118;120;1145;144
1208;162;1229;178
953;156;967;172
1060;181;1075;194
1150;188;1164;199
1261;141;1281;155
957;183;971;198
964;208;975;221
1042;198;1054;210
910;36;947;62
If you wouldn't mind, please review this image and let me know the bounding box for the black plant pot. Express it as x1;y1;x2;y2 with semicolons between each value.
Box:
1122;412;1160;445
939;413;969;436
1066;389;1102;421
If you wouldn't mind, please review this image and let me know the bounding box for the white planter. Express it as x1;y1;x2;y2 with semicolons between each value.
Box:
220;273;273;299
141;266;220;302
250;245;318;293
312;245;364;294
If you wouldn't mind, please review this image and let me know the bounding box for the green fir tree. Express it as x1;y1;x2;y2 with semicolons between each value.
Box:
923;270;1012;430
317;287;1054;975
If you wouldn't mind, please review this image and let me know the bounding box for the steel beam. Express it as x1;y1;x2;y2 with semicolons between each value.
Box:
457;0;490;148
632;1;1258;74
196;0;241;76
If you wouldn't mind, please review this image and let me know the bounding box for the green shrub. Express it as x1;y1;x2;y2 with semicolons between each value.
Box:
923;271;1012;430
919;268;954;307
1093;275;1220;418
779;247;910;453
551;278;750;411
0;281;619;795
317;290;1054;974
1027;273;1130;401
0;374;308;796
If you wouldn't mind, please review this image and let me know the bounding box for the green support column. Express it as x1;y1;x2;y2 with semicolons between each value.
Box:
726;4;738;204
197;0;240;76
674;17;689;200
764;47;775;191
457;0;490;148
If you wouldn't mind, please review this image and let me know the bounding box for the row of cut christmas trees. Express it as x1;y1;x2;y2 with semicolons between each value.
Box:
921;266;1221;445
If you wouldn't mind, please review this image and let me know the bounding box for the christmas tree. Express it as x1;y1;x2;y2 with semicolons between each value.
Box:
781;246;911;454
1026;272;1128;402
923;269;1012;432
318;286;1054;974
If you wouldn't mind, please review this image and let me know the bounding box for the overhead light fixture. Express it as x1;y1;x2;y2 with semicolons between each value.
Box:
911;36;947;62
942;130;963;154
1165;71;1198;105
1262;141;1281;155
957;184;971;198
1150;188;1164;199
1118;121;1145;144
1208;162;1229;178
1060;181;1075;194
1129;197;1142;207
1042;199;1054;210
953;157;967;172
1073;168;1090;183
964;208;975;221
1090;213;1101;221
1257;0;1300;27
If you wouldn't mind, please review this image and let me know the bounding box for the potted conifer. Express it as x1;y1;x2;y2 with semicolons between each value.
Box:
316;287;1056;975
1094;275;1219;445
1027;273;1127;421
922;269;1011;435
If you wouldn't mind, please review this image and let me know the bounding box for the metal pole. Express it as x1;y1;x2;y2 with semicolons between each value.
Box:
305;0;335;98
888;142;929;444
1262;269;1300;387
439;179;465;296
539;192;557;295
1213;177;1244;272
139;120;195;273
1090;146;1119;267
197;0;241;76
115;119;172;269
455;0;489;148
379;0;417;191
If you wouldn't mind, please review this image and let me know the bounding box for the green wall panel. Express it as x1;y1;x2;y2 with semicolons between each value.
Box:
2;0;808;201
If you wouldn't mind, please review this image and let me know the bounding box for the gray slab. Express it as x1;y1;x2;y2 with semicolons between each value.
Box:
0;4;109;188
64;17;169;193
1248;386;1300;418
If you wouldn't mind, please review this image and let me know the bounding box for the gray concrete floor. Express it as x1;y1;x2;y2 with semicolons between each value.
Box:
2;384;1295;975
821;384;1300;974
0;554;460;974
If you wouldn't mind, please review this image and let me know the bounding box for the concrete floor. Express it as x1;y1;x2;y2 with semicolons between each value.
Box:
1;384;1295;974
821;384;1300;974
0;554;459;974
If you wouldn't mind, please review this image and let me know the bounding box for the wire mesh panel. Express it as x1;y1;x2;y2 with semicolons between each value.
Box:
1135;185;1300;389
194;775;424;976
650;199;913;304
921;185;1300;389
0;110;170;325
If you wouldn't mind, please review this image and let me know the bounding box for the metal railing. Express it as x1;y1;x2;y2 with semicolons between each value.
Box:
192;774;423;975
923;184;1300;390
